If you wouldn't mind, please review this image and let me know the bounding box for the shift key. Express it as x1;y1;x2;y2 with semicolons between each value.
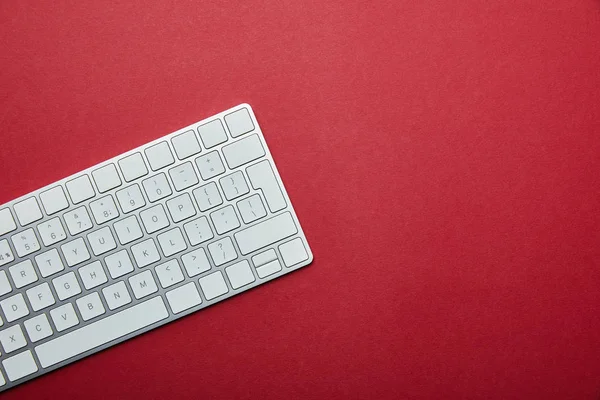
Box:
234;212;297;255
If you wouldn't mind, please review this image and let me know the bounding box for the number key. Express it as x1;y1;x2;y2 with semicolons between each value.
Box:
90;195;119;224
0;239;15;267
116;184;146;213
64;206;93;235
142;173;172;202
11;228;41;257
37;217;67;246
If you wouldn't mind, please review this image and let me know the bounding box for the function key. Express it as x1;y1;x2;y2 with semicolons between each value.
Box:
92;164;122;193
197;119;228;149
118;152;148;182
144;142;175;171
0;208;17;236
40;186;69;215
66;175;95;204
224;108;255;138
171;130;201;160
13;197;43;226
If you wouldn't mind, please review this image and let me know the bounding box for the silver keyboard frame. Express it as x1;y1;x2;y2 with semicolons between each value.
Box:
0;103;313;391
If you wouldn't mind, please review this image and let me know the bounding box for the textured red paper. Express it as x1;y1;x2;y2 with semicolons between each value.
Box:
1;1;600;399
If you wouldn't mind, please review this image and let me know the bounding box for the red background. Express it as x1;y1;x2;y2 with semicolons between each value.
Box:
1;1;600;399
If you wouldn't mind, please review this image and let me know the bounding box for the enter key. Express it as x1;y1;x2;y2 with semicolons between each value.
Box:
246;160;287;212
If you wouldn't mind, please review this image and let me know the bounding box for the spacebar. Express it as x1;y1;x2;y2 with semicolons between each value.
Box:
35;297;169;368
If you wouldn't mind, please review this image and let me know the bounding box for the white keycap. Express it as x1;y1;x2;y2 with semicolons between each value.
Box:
225;260;255;289
90;195;119;224
208;237;237;266
9;260;38;289
157;228;187;257
247;160;286;212
78;261;108;290
183;216;213;246
222;134;265;169
166;282;202;314
1;293;29;322
256;259;282;278
2;350;38;382
166;193;196;223
63;206;93;235
251;249;277;267
50;303;79;332
26;282;55;311
39;186;69;215
195;151;225;180
0;271;11;296
114;215;143;245
0;208;17;236
129;270;158;299
92;164;122;193
66;175;95;204
142;173;172;202
37;217;67;246
116;184;146;213
13;197;43;226
24;314;53;343
237;194;267;224
197;119;228;149
131;238;160;268
182;248;211;277
199;271;229;300
279;238;309;267
210;205;240;235
224;107;255;137
53;272;81;301
102;281;132;310
105;250;134;279
140;204;170;234
11;228;40;257
61;238;91;266
171;130;202;160
0;325;27;353
234;212;297;255
220;171;249;201
34;249;65;278
0;240;15;267
87;226;117;256
35;297;168;368
155;259;184;288
168;162;199;192
0;370;4;386
145;141;175;171
118;152;148;182
76;292;106;321
193;182;223;211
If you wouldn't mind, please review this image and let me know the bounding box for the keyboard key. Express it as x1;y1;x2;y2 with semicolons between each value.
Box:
66;175;95;204
183;216;213;246
166;193;196;223
90;195;119;224
182;248;211;277
131;238;160;268
0;271;11;296
118;152;148;182
129;270;158;299
11;228;41;257
219;171;249;201
0;324;27;353
247;160;286;212
237;194;267;224
52;271;81;301
92;164;122;193
0;240;15;267
26;282;55;311
0;208;17;236
171;130;201;160
199;271;229;300
234;212;297;255
78;261;108;290
102;281;132;310
208;237;237;266
225;260;255;289
210;205;240;235
195;151;225;181
9;260;38;289
105;250;134;279
50;303;79;332
39;186;69;215
2;350;38;382
256;259;282;278
113;215;143;245
35;249;65;278
145;141;174;171
63;206;93;235
116;184;146;213
197;119;228;149
142;173;172;202
166;282;201;314
76;292;106;321
155;259;184;288
157;228;187;257
35;297;168;368
87;227;117;256
193;182;223;212
140;204;170;234
279;238;309;267
224;107;255;137
251;249;277;267
168;162;198;191
1;293;29;322
13;197;43;226
222;134;265;169
24;314;53;343
37;217;67;246
61;238;91;267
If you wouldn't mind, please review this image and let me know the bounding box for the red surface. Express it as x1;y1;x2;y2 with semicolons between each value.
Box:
1;1;600;398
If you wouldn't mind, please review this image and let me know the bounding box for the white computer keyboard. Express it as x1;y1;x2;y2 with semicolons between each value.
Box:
0;104;313;391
